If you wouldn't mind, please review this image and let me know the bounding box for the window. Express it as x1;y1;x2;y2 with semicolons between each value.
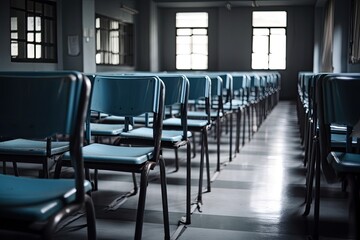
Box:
252;11;287;70
95;15;134;66
176;12;208;70
10;0;57;62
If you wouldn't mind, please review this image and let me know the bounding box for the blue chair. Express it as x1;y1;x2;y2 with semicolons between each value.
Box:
0;71;86;178
55;75;169;240
187;75;224;173
162;74;212;209
0;73;96;239
305;73;360;239
117;74;193;225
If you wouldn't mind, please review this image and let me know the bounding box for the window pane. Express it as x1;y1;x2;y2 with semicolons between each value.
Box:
193;28;207;35
11;17;17;31
191;54;207;69
27;16;34;31
177;28;191;36
253;35;268;53
253;28;269;36
177;36;191;45
27;33;34;42
35;33;41;42
96;53;101;64
270;34;286;54
35;44;41;58
177;43;191;54
176;55;191;69
176;12;208;28
253;11;287;27
11;42;18;56
27;43;34;58
269;53;286;69
252;53;268;69
35;16;41;31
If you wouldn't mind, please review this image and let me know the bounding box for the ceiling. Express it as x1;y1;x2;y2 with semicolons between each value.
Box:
154;0;327;7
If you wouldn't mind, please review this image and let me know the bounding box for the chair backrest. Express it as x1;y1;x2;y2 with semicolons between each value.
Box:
156;74;189;139
316;73;360;182
90;75;165;160
0;71;90;201
232;73;248;102
322;76;360;150
185;75;211;123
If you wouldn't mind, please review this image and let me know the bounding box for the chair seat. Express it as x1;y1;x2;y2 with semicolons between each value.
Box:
0;139;69;156
330;133;357;148
163;118;209;128
187;111;223;119
102;115;154;125
0;174;92;221
327;152;360;173
90;123;132;136
120;127;191;142
63;143;154;165
223;100;243;110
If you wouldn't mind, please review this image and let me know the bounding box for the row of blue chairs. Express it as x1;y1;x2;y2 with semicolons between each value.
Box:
0;70;280;239
297;72;360;239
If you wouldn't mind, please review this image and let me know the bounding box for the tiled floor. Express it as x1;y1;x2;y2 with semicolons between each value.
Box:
2;101;354;239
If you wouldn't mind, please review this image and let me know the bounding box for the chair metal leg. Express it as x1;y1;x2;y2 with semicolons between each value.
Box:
347;174;360;239
185;141;191;224
236;109;241;153
134;163;152;240
192;132;196;158
229;112;233;162
303;136;317;216
197;131;205;205
204;130;211;192
216;117;221;172
132;172;138;195
85;194;97;240
174;148;179;172
242;107;247;146
158;157;170;240
313;139;321;239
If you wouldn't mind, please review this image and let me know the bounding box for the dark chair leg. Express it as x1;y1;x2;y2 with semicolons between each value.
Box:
197;131;205;205
13;162;19;176
236;109;241;153
132;172;138;195
204;130;211;192
54;159;62;179
174;148;179;172
85;194;97;240
313;139;321;239
158;157;170;240
229;112;233;162
303;136;317;216
216;117;221;172
192;132;196;158
134;163;152;240
185;141;191;224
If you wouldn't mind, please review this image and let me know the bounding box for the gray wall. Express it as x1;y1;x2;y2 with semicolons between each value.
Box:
157;5;315;100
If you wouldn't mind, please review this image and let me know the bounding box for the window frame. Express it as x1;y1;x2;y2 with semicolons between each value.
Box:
10;0;57;63
251;11;287;70
95;14;134;66
175;12;209;70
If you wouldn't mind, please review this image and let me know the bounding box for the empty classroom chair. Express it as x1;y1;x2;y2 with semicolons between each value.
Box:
55;75;169;240
0;72;96;239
